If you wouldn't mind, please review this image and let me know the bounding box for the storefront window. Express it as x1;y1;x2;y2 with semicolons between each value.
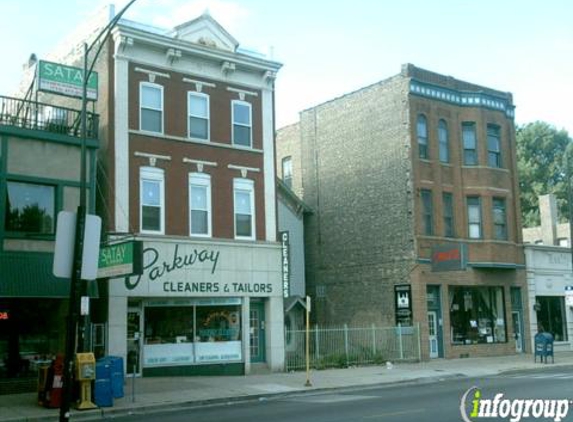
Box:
449;286;506;345
536;296;568;341
142;300;242;367
196;305;241;342
144;306;193;344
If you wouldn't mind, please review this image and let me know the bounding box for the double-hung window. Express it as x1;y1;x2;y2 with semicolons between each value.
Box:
467;196;482;239
140;83;163;133
188;92;209;140
140;167;165;234
487;124;501;168
232;101;252;147
462;122;477;165
234;178;255;239
493;197;507;240
443;192;454;238
189;173;211;237
438;119;449;163
421;189;433;235
5;181;55;234
417;114;428;159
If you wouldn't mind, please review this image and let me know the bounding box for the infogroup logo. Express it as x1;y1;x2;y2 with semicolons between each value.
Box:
460;386;571;422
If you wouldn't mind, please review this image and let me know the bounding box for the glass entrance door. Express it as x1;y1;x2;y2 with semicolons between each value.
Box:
428;311;439;358
127;309;142;375
512;311;523;353
249;302;266;363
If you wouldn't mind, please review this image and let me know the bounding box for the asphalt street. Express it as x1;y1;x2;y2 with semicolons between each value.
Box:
111;367;573;422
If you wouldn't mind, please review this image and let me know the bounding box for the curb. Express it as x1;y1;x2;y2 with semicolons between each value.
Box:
5;374;467;422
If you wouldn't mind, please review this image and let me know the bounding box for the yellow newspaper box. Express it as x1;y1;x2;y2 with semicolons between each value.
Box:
75;353;96;410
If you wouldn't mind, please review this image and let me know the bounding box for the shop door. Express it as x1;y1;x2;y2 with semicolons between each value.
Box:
428;311;439;358
512;311;524;353
426;285;444;358
127;309;142;376
250;302;266;363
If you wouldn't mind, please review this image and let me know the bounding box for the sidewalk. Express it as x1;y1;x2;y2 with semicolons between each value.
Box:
2;352;572;422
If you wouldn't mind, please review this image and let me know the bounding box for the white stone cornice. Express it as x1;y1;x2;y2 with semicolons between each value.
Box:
135;67;171;81
221;61;236;75
166;48;182;64
182;78;216;93
227;164;261;178
227;87;258;100
134;151;172;167
115;35;133;54
183;158;218;173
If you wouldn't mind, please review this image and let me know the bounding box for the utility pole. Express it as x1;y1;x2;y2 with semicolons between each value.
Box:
59;3;138;421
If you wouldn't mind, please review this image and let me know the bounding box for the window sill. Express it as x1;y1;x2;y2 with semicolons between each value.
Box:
4;233;55;241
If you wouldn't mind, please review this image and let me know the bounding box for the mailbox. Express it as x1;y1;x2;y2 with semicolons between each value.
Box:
75;353;96;381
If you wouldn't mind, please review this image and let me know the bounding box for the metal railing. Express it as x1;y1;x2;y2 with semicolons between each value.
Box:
0;95;98;139
285;323;421;371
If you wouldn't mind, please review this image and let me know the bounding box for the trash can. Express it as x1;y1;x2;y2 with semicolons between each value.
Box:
37;362;51;406
106;356;124;398
94;359;113;407
534;332;555;363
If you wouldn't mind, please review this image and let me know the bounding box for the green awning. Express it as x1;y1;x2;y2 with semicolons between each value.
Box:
0;252;98;298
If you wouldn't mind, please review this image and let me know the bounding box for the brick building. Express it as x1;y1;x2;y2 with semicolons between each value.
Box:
32;6;284;376
276;64;529;359
0;94;99;391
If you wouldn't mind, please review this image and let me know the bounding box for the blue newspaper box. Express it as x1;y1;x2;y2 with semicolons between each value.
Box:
94;360;113;407
106;356;124;398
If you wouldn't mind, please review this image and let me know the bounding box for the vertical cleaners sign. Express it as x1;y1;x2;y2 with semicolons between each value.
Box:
280;231;290;298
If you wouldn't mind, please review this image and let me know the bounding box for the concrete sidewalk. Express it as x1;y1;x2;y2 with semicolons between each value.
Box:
2;352;572;422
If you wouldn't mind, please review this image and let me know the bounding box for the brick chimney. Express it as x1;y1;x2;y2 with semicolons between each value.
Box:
539;194;558;245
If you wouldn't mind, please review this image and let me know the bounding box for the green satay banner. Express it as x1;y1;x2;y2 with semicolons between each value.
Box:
38;60;98;100
97;240;143;279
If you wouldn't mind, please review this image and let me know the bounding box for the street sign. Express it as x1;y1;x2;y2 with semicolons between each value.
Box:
53;211;102;280
97;240;143;279
566;286;573;307
38;60;98;100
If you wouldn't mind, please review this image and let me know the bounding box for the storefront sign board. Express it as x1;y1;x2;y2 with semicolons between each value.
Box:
431;243;468;272
116;241;281;298
97;240;143;279
38;60;98;100
280;231;290;298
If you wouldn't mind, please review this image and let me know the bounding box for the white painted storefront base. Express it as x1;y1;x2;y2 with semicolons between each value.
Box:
106;238;284;375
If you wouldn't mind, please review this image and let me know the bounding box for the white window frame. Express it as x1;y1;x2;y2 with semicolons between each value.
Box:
233;178;255;240
282;156;293;187
188;92;210;141
467;196;482;239
140;166;165;234
231;100;252;147
139;82;164;134
189;172;212;237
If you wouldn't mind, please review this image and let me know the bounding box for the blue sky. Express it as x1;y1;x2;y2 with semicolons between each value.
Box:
1;0;571;133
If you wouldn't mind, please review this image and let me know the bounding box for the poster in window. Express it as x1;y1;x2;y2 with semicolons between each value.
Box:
394;285;412;326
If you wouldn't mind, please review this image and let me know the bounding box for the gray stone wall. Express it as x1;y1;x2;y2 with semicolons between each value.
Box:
276;122;302;197
287;76;417;325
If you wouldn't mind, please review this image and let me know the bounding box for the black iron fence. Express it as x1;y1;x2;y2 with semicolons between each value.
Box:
0;95;98;139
